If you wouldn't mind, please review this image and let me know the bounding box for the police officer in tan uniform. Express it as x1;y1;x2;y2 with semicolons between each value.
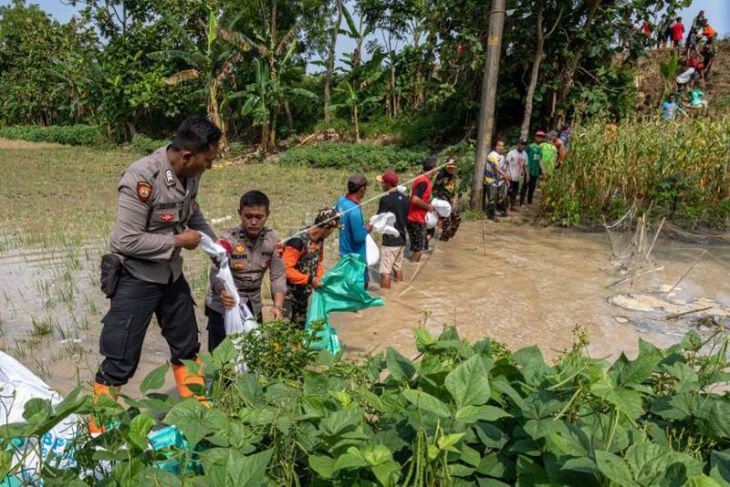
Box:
205;190;286;351
93;116;221;425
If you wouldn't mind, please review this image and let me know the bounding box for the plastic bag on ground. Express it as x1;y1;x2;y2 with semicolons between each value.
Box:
425;211;438;229
306;254;384;354
0;351;81;481
366;234;380;266
431;198;452;218
369;212;399;238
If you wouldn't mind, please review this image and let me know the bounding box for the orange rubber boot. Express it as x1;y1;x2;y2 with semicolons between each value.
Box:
89;382;119;434
172;358;209;407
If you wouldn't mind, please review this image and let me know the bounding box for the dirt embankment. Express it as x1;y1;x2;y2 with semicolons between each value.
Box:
635;40;730;110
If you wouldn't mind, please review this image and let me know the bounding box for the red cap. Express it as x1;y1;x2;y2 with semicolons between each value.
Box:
535;130;546;136
376;169;399;186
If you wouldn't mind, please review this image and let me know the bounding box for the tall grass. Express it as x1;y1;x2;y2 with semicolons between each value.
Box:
543;118;730;228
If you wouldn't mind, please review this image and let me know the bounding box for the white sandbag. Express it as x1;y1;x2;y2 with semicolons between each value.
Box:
366;234;380;266
676;67;695;85
425;211;439;229
199;233;258;337
431;198;452;218
369;212;400;238
0;351;81;478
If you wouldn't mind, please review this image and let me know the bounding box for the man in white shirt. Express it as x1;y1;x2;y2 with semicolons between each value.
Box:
506;140;527;212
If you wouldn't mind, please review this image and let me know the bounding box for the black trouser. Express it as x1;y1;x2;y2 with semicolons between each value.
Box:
482;184;499;219
206;305;263;352
283;285;312;329
96;272;199;386
520;175;539;205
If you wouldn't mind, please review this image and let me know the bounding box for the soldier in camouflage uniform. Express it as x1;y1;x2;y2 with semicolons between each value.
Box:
430;156;462;242
282;208;339;327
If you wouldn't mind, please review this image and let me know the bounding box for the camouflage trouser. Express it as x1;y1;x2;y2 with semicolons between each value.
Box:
440;211;462;241
283;285;312;328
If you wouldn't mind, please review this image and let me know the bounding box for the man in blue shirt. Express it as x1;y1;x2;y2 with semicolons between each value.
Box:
335;173;373;286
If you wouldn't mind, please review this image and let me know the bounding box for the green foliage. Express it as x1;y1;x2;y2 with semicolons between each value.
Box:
2;327;728;485
131;134;170;154
278;142;427;171
0;125;103;146
543;118;730;229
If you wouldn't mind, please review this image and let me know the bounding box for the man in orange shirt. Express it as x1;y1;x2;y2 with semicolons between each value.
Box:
282;208;340;327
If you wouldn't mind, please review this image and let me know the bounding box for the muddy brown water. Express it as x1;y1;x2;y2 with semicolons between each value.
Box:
0;221;728;396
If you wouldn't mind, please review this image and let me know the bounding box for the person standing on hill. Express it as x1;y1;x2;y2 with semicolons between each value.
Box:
661;93;685;121
506;141;527;212
671;17;685;52
204;190;286;352
691;10;706;37
553;132;566;169
482;139;510;221
430;157;461;241
657;13;671;48
335;173;372;286
540;133;558;177
282;208;339;327
93;116;221;431
407;157;437;262
702;36;716;77
376;170;408;289
521;131;544;206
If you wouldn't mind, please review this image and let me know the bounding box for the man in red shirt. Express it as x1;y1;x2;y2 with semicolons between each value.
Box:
407;157;437;263
671;17;685;52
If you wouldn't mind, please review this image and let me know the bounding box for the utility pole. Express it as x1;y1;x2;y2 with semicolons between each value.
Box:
470;0;507;211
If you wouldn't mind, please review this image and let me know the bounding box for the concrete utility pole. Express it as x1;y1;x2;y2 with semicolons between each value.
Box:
470;0;507;211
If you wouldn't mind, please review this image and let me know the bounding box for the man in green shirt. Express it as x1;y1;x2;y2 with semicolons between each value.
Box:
540;131;558;177
521;130;544;206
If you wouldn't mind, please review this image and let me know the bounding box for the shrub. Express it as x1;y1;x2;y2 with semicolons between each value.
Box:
542;118;730;229
131;134;170;154
0;125;103;146
2;326;729;485
278;142;428;172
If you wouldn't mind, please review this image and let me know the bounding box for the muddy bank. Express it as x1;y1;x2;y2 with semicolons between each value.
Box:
0;220;728;396
333;220;730;362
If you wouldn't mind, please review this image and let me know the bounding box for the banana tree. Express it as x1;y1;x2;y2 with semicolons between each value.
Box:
149;7;250;151
329;59;384;143
233;54;318;153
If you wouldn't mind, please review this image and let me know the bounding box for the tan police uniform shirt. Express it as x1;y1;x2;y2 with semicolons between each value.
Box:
109;146;215;284
205;227;287;316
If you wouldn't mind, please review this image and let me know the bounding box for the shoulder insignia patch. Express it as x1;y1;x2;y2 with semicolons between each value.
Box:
165;169;175;186
136;182;152;203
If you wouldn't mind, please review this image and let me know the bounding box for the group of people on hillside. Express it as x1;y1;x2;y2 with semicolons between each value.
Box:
655;10;718;57
481;127;569;221
657;10;719;120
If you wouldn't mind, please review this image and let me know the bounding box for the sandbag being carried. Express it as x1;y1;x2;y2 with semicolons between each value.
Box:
676;67;695;85
365;234;380;266
369;212;399;237
431;198;452;218
199;233;259;337
425;211;439;229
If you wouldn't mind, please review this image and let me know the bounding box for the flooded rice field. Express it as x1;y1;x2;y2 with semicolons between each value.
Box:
0;221;728;395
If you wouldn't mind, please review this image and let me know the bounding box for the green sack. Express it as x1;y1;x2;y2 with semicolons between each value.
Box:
305;254;384;355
